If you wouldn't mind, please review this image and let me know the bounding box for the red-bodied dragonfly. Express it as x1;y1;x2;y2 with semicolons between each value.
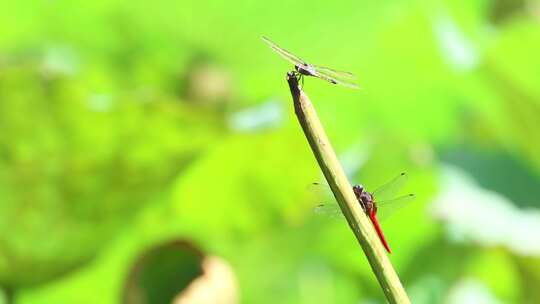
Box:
261;36;359;89
312;172;414;253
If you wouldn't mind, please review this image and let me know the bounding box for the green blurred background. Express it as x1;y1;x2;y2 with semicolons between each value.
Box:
1;0;539;303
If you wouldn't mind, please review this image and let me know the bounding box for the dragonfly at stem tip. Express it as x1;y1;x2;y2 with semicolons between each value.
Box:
262;36;359;89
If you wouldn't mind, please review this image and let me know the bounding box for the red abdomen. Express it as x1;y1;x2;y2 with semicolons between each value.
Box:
369;210;392;253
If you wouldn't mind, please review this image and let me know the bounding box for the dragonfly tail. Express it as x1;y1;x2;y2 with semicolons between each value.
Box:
369;211;392;254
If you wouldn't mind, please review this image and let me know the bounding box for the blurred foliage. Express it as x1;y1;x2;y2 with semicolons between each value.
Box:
0;57;220;287
0;0;539;303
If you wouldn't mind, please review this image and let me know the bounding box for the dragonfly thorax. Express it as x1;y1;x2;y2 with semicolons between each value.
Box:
353;184;375;213
295;64;317;77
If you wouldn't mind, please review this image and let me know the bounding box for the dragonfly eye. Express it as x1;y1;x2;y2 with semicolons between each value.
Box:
352;185;363;197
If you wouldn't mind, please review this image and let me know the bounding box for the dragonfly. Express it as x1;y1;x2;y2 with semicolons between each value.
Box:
312;172;415;253
261;36;359;89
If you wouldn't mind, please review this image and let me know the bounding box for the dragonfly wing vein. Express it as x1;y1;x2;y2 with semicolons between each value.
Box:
262;36;307;68
315;71;359;89
372;172;408;202
313;65;357;80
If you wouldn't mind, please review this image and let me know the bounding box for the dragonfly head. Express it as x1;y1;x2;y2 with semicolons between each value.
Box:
352;184;364;197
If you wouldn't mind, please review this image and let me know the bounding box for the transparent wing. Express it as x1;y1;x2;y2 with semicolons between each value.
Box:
313;203;343;219
307;182;333;200
261;36;307;68
372;172;408;203
315;193;414;221
376;194;415;221
314;71;359;89
308;182;344;219
313;65;357;80
309;181;413;221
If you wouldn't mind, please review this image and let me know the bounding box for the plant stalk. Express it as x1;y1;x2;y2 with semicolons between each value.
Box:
286;72;410;304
